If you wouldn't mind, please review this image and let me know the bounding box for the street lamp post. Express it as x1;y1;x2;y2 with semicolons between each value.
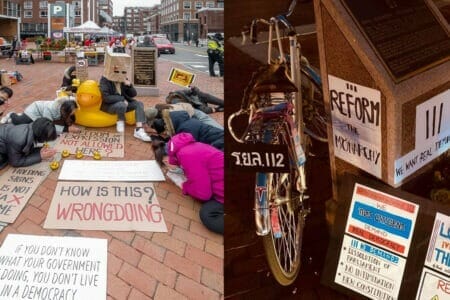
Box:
186;14;190;45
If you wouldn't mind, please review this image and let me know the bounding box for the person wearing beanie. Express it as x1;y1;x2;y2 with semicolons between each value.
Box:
0;117;57;169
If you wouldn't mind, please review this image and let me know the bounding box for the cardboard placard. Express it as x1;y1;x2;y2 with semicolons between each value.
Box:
0;234;107;300
53;130;124;158
0;163;50;223
168;67;195;87
44;182;167;232
58;160;165;181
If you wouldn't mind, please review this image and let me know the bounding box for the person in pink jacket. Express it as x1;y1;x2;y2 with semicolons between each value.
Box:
152;132;224;234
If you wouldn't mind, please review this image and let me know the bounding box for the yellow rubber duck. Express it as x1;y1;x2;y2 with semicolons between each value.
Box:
74;80;135;127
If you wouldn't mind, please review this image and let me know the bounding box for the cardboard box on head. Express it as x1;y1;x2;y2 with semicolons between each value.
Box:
104;52;130;83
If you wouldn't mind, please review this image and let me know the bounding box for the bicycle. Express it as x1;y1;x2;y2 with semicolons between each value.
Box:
227;0;328;285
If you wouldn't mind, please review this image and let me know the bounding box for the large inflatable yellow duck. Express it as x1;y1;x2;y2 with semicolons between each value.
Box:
75;80;135;127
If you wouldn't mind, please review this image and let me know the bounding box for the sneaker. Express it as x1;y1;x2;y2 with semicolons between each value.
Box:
0;112;13;124
116;121;125;133
134;128;151;142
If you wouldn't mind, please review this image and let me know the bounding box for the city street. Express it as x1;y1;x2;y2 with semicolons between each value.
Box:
0;52;224;299
163;43;217;76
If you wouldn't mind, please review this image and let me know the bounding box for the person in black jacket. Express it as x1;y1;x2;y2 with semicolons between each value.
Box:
150;110;224;152
0;118;57;169
166;86;224;114
61;65;77;92
99;74;151;142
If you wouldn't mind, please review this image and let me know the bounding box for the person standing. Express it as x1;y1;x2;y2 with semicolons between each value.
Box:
7;36;20;60
207;33;224;77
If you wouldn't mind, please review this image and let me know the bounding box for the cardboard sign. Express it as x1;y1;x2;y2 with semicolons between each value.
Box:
54;130;124;158
424;212;450;275
345;183;419;256
168;67;195;87
335;235;406;300
416;268;450;300
395;90;450;184
328;75;382;178
0;234;107;300
58;160;165;181
0;163;50;223
44;182;167;232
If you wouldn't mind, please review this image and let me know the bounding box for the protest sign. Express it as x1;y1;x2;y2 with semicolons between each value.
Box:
58;160;165;181
0;164;50;223
54;130;124;158
44;182;167;232
168;67;195;87
328;75;382;178
0;234;107;300
424;212;450;276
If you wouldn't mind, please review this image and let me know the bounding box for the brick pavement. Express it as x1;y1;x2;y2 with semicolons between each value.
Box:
0;53;224;299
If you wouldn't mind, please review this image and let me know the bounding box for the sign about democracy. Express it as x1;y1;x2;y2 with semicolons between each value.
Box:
328;75;382;178
54;130;124;158
44;182;167;232
345;183;419;256
58;160;165;182
0;164;50;223
424;212;450;276
335;235;406;300
394;89;450;184
0;234;107;300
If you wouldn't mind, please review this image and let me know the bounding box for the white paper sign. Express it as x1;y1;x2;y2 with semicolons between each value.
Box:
416;268;450;300
0;234;107;300
335;235;406;300
424;212;450;276
328;75;382;178
58;160;165;181
395;89;450;185
345;183;419;256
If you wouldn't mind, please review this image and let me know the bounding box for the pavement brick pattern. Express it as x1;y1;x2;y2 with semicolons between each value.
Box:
0;53;224;299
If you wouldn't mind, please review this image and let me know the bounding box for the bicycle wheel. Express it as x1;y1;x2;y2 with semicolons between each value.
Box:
301;67;329;143
256;126;306;286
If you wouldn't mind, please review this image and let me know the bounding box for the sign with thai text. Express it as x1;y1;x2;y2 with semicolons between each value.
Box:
0;234;107;299
44;182;167;232
328;75;382;178
335;235;406;300
54;130;124;158
395;89;450;184
168;68;195;87
345;183;418;256
0;163;50;223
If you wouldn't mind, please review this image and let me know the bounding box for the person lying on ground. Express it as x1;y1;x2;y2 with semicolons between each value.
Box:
0;117;57;169
0;86;13;116
166;86;224;114
152;132;224;234
149;110;224;151
1;96;81;134
145;102;223;131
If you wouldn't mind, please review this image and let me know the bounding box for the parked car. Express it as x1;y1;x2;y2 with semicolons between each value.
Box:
0;37;12;56
153;37;175;55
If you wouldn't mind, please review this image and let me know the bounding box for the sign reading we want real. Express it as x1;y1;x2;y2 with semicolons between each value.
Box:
328;75;382;178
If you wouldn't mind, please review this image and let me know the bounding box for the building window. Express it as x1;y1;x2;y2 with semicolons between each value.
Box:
75;9;81;17
183;1;191;9
24;10;33;18
24;1;33;9
195;1;202;9
73;1;81;7
184;12;191;20
206;1;214;8
40;10;48;18
217;1;224;8
39;1;48;9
